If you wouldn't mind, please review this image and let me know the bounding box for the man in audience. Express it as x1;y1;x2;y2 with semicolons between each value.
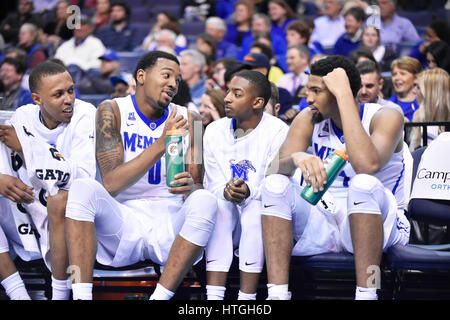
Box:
205;17;238;59
96;1;140;52
310;0;346;49
0;57;33;110
356;59;402;113
179;49;207;107
54;16;106;72
77;49;121;95
377;0;421;47
277;44;310;97
333;6;366;57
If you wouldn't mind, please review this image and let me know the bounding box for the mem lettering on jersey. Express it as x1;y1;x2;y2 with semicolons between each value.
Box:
123;132;158;152
230;159;256;181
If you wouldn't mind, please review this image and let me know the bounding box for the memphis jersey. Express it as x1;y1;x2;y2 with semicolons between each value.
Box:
311;103;405;209
203;113;289;201
114;95;189;202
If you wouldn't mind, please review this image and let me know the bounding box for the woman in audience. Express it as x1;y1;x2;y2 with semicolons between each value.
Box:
92;0;111;31
44;0;73;48
409;19;449;69
198;89;226;128
425;40;450;73
224;0;254;47
388;56;422;122
359;25;396;72
141;11;187;51
267;0;297;40
409;68;450;151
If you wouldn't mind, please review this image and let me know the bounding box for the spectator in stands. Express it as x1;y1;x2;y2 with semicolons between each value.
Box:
92;0;111;32
3;47;30;90
0;57;33;110
349;47;377;65
285;19;322;59
408;67;450;151
242;52;279;83
96;1;140;52
356;59;403;113
249;41;285;84
180;49;207;106
377;0;421;47
238;13;287;62
267;0;297;40
240;52;293;120
54;16;106;72
224;0;254;47
277;44;310;97
198;89;226;128
359;25;397;73
0;0;43;46
196;33;217;62
151;29;185;56
424;41;450;74
141;11;187;52
77;49;120;95
205;57;238;92
310;0;346;49
43;0;73;49
205;17;239;60
388;56;422;121
409;20;449;69
333;6;365;57
110;73;132;99
18;23;47;69
264;81;282;117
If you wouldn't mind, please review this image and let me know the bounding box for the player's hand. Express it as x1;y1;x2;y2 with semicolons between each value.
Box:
0;125;22;153
162;106;188;137
0;174;35;203
292;152;327;193
322;67;352;99
168;171;194;194
223;178;250;204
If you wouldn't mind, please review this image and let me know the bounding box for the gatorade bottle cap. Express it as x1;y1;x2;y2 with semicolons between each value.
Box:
333;149;348;161
166;127;183;135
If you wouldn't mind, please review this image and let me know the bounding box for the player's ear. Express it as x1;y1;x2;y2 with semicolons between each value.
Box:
136;69;146;86
31;92;41;106
253;97;265;110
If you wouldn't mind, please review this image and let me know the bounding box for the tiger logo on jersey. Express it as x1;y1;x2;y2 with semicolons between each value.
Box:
230;159;256;181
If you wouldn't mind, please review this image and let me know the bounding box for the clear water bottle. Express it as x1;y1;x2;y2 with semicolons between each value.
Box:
301;149;348;205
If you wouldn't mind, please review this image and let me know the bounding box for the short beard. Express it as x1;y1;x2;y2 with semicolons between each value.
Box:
311;111;324;124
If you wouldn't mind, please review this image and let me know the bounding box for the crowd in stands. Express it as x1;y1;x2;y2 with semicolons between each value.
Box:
0;0;449;302
1;0;448;135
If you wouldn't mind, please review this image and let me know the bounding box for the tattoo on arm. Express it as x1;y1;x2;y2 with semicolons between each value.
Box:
95;101;123;177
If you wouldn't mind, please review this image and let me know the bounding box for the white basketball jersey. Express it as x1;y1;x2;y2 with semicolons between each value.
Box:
203;113;289;201
115;95;188;202
311;103;405;209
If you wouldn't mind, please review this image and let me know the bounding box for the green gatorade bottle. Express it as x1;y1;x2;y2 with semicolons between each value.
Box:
300;149;348;205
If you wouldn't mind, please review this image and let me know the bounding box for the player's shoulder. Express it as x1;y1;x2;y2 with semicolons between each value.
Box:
262;113;289;131
14;103;39;117
204;117;230;138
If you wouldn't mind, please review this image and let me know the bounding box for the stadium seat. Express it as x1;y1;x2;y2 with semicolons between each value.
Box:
129;6;151;23
78;94;110;108
385;146;450;299
117;51;144;74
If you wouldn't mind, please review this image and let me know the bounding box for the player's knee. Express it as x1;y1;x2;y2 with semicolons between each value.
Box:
180;189;218;247
262;174;290;196
189;189;218;223
349;174;382;194
66;178;102;222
